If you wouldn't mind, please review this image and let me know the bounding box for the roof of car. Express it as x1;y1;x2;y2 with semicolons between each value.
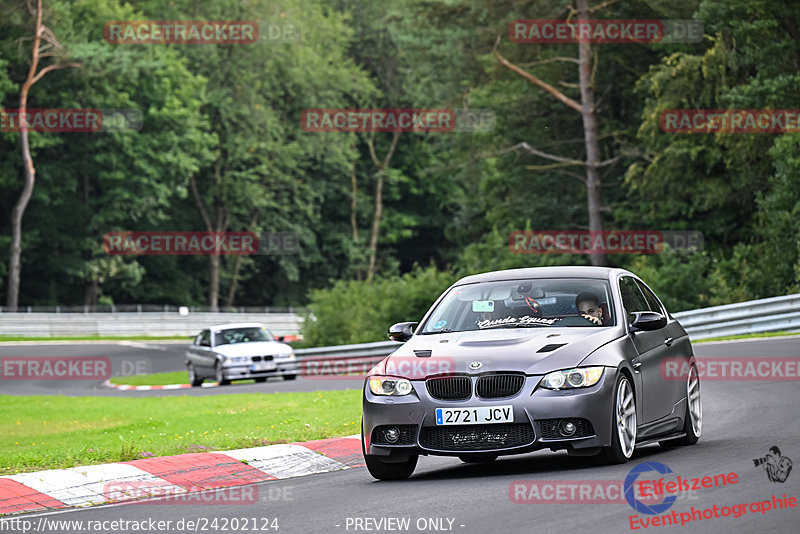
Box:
453;266;630;286
206;323;266;331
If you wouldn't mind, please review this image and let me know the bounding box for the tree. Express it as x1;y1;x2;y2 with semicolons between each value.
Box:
6;0;78;310
491;0;625;266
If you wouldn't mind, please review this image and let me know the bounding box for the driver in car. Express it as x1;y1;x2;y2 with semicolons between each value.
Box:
575;292;603;325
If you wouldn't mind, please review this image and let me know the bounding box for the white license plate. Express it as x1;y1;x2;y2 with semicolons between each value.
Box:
435;405;514;425
251;362;276;372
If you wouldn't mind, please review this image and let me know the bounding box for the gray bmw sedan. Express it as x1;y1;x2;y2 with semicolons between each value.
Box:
361;266;701;480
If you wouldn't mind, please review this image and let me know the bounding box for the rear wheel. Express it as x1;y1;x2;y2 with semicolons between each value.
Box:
361;421;418;480
187;363;203;387
458;453;498;464
660;364;701;447
595;373;636;464
214;362;231;386
254;377;267;383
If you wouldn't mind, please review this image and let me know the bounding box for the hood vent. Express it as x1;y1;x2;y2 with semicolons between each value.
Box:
414;350;432;358
537;343;567;353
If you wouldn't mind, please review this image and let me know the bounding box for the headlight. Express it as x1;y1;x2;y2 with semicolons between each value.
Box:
540;367;604;389
368;376;414;396
225;356;249;364
275;353;295;359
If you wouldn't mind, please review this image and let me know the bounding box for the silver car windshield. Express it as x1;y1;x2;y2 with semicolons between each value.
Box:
420;278;616;334
214;327;274;346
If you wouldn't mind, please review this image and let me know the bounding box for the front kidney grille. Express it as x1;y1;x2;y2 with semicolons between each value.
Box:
476;374;525;398
419;423;535;451
426;376;471;400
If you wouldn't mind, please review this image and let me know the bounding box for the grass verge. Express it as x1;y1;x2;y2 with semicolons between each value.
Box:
109;371;261;386
0;390;361;475
110;371;192;386
694;331;800;343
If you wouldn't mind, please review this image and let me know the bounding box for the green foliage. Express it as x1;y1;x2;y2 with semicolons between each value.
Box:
302;265;454;346
0;0;798;318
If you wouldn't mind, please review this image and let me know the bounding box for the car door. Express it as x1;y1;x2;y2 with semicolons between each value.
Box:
619;276;670;423
190;329;214;374
636;279;690;419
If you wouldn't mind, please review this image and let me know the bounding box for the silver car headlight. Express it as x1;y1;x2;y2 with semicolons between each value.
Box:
275;352;295;360
368;376;414;396
540;367;604;389
225;356;250;364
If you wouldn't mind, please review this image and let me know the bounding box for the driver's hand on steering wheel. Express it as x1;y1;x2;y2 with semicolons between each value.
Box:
581;313;602;325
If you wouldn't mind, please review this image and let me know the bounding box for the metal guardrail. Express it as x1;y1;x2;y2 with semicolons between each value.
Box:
0;312;304;338
672;293;800;340
295;341;398;373
2;294;797;345
293;294;800;365
0;305;307;314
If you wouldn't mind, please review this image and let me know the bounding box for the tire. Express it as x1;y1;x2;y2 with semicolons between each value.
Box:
254;377;268;383
187;363;203;387
595;373;636;465
660;364;701;447
283;374;297;381
361;421;418;480
214;362;231;386
458;454;498;464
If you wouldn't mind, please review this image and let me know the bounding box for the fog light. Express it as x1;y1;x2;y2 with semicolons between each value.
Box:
559;421;577;437
384;427;400;443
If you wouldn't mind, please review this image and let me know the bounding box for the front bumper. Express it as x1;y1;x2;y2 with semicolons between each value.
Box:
362;369;616;458
222;361;298;380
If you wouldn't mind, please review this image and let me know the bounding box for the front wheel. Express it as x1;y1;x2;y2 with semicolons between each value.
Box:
187;363;203;387
362;422;418;480
283;374;297;381
214;362;231;386
660;364;701;447
595;373;636;464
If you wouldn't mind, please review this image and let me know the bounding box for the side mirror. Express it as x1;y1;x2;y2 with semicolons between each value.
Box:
630;311;667;331
275;335;285;342
388;322;418;342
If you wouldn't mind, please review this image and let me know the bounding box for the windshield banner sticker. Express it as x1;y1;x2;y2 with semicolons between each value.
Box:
477;315;558;329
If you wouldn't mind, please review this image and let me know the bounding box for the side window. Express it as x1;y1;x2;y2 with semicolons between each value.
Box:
199;330;211;347
636;280;664;315
619;277;649;323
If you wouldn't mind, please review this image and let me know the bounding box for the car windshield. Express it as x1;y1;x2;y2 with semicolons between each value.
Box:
419;278;616;334
214;327;274;346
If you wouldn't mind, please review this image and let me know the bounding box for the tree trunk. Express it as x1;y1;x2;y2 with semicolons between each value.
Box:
189;172;227;310
224;214;256;307
350;157;363;281
576;0;607;266
366;131;400;282
6;0;79;310
209;253;220;310
366;169;383;281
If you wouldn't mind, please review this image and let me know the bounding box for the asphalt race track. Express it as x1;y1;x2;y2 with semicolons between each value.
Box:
3;337;800;533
